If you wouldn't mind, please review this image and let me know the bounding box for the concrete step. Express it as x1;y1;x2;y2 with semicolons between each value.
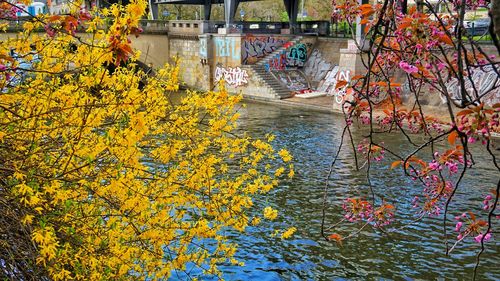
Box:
266;83;285;88
265;80;281;83
254;70;269;74
242;36;305;100
268;86;289;92
254;35;304;66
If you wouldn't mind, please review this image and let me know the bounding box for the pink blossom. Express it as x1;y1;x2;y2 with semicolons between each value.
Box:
474;233;492;243
428;160;441;171
445;162;458;174
399;61;418;74
455;221;462;232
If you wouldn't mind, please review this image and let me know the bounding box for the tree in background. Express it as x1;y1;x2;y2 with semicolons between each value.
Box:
323;0;499;279
239;0;332;21
0;0;293;279
159;4;202;20
155;0;333;21
303;0;332;20
239;0;287;21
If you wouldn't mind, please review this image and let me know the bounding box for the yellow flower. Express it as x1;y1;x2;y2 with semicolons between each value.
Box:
274;167;285;177
281;227;297;239
278;149;292;162
0;0;289;278
251;217;261;226
263;206;278;220
22;215;34;225
288;164;295;178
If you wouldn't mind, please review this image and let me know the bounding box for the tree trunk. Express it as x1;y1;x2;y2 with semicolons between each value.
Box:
490;0;500;54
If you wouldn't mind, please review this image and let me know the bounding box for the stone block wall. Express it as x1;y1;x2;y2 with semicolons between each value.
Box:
169;37;210;91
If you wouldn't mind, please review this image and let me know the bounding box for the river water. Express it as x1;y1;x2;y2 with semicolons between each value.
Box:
209;100;499;280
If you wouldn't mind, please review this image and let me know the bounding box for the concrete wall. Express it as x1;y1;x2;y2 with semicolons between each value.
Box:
315;38;349;66
212;35;243;67
130;34;169;69
169;36;210;91
9;29;496;105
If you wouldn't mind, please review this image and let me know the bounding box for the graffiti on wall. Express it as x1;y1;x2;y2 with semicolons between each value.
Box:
273;70;310;91
199;37;208;59
318;66;352;104
287;43;307;67
242;36;286;64
304;49;332;82
215;37;240;61
215;65;249;87
266;50;287;71
443;65;500;106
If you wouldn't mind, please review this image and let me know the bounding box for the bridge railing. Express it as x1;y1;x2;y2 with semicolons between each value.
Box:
138;20;169;33
139;20;225;35
232;21;287;34
204;21;331;36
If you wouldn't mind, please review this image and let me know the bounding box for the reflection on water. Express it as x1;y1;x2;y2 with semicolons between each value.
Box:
212;100;499;280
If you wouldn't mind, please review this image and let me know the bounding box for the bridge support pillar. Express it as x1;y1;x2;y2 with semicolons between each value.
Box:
224;0;240;28
283;0;299;34
148;0;158;19
204;0;212;20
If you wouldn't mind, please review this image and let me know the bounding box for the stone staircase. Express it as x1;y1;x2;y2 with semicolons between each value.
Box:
255;36;303;68
245;36;304;99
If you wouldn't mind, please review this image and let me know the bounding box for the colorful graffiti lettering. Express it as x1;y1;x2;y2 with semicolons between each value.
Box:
443;65;500;106
214;65;249;87
287;43;307;67
304;49;332;82
317;66;352;104
242;36;286;64
334;70;351;104
268;50;287;71
215;37;240;61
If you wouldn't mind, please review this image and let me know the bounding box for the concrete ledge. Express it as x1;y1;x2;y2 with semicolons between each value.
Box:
242;95;338;114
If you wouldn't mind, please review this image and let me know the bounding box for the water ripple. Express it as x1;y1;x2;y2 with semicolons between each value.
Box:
218;101;500;280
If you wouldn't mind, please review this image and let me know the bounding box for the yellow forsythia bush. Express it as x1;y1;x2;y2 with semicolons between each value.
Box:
0;0;293;279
